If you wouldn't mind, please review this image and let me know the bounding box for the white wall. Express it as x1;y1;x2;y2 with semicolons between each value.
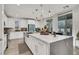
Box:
0;5;2;38
72;6;79;47
52;15;59;32
35;20;40;28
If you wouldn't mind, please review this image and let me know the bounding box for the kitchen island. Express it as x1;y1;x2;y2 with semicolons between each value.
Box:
25;33;73;55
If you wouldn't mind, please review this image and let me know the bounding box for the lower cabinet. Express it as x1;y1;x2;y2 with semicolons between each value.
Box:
33;38;48;55
35;40;49;55
25;35;49;55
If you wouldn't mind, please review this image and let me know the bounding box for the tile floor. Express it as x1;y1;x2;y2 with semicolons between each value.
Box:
74;47;79;55
4;38;79;55
4;39;32;55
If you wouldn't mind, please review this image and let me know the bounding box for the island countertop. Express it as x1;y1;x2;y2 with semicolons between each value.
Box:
29;33;73;44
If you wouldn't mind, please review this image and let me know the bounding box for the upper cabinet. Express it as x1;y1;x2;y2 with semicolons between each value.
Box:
4;18;28;29
4;18;15;28
19;20;28;28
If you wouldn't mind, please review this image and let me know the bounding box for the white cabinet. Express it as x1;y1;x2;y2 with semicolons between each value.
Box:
5;19;28;29
19;20;28;28
5;18;15;28
32;37;49;55
25;35;36;54
9;32;24;40
25;35;49;55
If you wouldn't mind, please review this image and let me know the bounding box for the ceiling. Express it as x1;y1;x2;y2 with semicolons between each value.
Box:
4;4;78;20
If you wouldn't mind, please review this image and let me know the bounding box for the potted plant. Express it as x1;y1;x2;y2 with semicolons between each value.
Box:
77;31;79;40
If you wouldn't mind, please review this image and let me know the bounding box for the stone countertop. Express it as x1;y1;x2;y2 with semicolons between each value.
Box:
29;33;73;44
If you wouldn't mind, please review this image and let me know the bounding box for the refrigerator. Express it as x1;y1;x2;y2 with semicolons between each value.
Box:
28;24;35;33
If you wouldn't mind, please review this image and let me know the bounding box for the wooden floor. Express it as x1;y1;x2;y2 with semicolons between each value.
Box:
4;39;32;55
4;38;79;55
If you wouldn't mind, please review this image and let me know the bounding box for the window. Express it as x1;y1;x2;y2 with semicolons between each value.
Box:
58;13;72;36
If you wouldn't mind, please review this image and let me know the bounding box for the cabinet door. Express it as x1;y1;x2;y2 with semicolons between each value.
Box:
64;38;73;54
5;19;15;28
25;35;35;54
33;37;49;55
19;20;27;28
50;38;73;55
29;36;37;55
37;41;48;55
30;36;35;54
25;36;31;49
50;40;68;55
26;36;49;55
